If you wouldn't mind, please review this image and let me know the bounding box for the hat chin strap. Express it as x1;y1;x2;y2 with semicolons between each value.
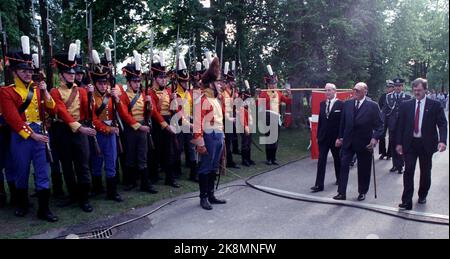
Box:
16;73;32;86
61;73;74;89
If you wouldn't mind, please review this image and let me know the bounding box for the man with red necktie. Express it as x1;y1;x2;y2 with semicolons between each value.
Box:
396;78;447;210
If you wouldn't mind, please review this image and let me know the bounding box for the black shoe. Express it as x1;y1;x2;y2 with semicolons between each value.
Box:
165;181;181;188
14;189;30;217
398;203;412;210
333;194;346;200
418;198;427;204
357;194;366;201
106;178;124;202
310;186;324;193
349;162;355;167
37;210;59;222
200;198;213;210
208;195;226;204
379;155;385;160
266;161;272;166
397;168;403;174
36;189;59;222
271;160;279;166
386;156;391;160
80;202;93;213
249;160;256;166
390;166;398;172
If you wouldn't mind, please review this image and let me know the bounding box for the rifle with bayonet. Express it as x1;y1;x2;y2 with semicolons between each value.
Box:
143;31;155;150
32;1;54;163
85;5;101;156
106;47;124;154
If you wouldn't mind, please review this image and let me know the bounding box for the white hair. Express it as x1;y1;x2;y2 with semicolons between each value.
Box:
354;82;368;91
325;83;337;90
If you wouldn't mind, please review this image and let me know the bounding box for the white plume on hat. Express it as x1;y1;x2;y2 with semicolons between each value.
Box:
133;50;141;71
205;51;213;64
21;36;30;55
244;80;250;90
178;55;187;70
105;47;112;62
32;53;39;69
202;59;209;69
75;40;81;56
68;43;77;62
153;54;160;64
232;61;236;71
224;61;229;75
196;62;202;72
92;50;101;65
159;51;166;67
267;65;274;76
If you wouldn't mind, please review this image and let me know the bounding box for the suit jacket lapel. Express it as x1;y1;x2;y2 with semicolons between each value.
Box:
355;99;368;121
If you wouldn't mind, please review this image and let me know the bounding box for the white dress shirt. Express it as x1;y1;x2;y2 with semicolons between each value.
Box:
325;96;337;117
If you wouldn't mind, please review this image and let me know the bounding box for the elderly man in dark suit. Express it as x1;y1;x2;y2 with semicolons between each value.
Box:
333;82;384;201
396;78;447;210
311;83;344;193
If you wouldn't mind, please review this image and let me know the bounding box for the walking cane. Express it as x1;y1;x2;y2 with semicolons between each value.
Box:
372;150;378;199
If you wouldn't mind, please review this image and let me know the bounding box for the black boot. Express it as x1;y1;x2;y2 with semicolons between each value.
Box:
51;171;65;199
37;189;58;222
0;181;6;208
106;178;123;202
199;174;212;210
140;168;158;194
91;175;105;196
7;181;16;206
79;183;93;213
58;182;77;207
124;167;138;191
14;189;30;217
165;165;181;188
189;162;199;182
208;173;226;204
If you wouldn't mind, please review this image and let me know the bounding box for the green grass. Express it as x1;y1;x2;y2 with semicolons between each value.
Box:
0;128;310;239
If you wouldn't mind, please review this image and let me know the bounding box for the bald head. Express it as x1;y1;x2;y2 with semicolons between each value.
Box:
353;82;368;100
324;83;337;100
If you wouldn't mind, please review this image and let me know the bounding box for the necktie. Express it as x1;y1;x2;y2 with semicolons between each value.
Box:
414;100;421;134
355;100;360;112
326;100;331;118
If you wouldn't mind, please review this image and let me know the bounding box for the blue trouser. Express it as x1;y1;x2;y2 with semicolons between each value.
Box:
92;132;117;179
10;123;50;190
198;132;225;175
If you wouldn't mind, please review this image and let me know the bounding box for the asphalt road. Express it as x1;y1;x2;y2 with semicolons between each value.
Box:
35;135;448;239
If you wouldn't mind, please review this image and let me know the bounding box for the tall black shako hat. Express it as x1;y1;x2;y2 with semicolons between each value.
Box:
53;43;78;74
264;65;278;85
5;36;33;71
176;55;189;82
90;49;110;83
223;61;236;82
151;51;167;78
122;50;142;81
